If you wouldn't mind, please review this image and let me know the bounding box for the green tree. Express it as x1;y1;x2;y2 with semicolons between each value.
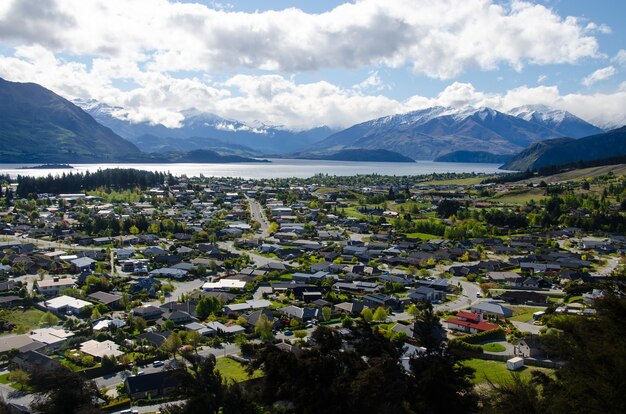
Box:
195;296;221;320
361;308;373;322
162;332;183;355
39;311;59;327
30;367;102;414
8;369;30;390
321;306;332;321
372;306;387;322
254;314;274;341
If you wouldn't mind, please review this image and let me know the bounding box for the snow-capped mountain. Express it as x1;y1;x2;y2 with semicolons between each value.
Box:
508;104;604;138
311;105;604;160
74;100;333;155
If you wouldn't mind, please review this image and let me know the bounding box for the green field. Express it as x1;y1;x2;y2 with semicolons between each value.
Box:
215;357;262;383
491;188;547;205
509;306;546;322
404;232;440;240
460;358;553;385
0;308;47;334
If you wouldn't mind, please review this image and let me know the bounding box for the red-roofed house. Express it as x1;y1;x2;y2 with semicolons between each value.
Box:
446;311;499;334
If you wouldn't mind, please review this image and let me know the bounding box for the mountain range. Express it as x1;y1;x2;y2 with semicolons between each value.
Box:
0;77;619;167
502;127;626;171
77;100;333;156
307;105;604;160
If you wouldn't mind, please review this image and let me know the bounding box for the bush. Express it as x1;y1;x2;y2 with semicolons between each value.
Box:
457;328;505;344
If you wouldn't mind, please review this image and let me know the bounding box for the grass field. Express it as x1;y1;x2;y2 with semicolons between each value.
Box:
509;306;546;323
404;232;440;240
0;308;47;334
491;188;547;205
460;358;554;385
216;358;263;383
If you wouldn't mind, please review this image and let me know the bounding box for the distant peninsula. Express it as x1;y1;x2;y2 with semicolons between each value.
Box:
434;151;512;164
18;164;74;169
298;149;415;163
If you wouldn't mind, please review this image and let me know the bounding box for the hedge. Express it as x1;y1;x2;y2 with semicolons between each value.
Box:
456;328;505;344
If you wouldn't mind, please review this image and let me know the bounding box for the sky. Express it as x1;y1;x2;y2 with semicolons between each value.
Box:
0;0;624;130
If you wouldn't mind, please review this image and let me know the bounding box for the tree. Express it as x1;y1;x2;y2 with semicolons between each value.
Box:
39;311;59;327
30;367;102;414
90;307;101;320
372;306;387;322
8;369;29;390
361;308;373;322
186;330;202;351
195;296;221;320
436;199;461;218
254;314;274;341
119;292;130;310
321;306;332;321
162;332;183;355
162;319;176;332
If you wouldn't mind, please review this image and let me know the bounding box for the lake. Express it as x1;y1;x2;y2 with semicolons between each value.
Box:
0;159;509;179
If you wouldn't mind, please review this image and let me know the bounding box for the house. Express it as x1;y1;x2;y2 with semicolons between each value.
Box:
202;279;247;291
132;305;165;321
12;350;60;373
224;300;272;313
278;305;320;322
408;286;446;303
41;295;92;315
88;291;123;308
29;327;74;350
470;302;513;320
70;257;96;272
334;301;364;315
515;335;545;358
79;339;124;359
136;331;172;348
149;267;188;279
363;293;402;311
125;370;181;399
0;335;44;355
446;311;499;334
205;321;245;335
35;278;76;296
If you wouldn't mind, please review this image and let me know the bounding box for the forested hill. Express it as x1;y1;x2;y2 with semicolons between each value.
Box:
15;169;173;197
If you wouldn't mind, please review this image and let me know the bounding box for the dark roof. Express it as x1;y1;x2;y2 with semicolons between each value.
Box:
125;370;181;394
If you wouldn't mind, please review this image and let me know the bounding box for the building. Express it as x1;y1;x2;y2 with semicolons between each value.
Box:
79;339;124;359
446;311;499;334
125;371;181;399
41;295;92;315
35;278;76;296
470;302;513;320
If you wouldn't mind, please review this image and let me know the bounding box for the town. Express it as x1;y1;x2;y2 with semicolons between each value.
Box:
0;168;623;413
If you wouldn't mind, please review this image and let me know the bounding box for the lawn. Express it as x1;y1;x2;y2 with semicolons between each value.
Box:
404;232;440;240
490;188;547;205
0;308;47;334
215;357;262;383
509;306;546;322
460;358;554;385
482;343;506;352
0;373;11;384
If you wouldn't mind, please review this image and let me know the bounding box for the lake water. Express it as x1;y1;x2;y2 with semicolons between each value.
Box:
0;159;509;179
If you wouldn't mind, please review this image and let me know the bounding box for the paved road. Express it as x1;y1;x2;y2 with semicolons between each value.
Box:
0;234;109;252
435;277;482;313
245;195;270;237
218;241;284;268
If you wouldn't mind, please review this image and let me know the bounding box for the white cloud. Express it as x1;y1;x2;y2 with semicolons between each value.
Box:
0;0;601;79
582;66;617;87
612;50;626;66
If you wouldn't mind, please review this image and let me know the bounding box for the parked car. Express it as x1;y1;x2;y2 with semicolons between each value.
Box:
283;330;294;336
153;360;164;367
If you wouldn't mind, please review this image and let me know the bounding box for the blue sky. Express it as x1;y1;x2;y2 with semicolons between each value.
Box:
0;0;624;129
